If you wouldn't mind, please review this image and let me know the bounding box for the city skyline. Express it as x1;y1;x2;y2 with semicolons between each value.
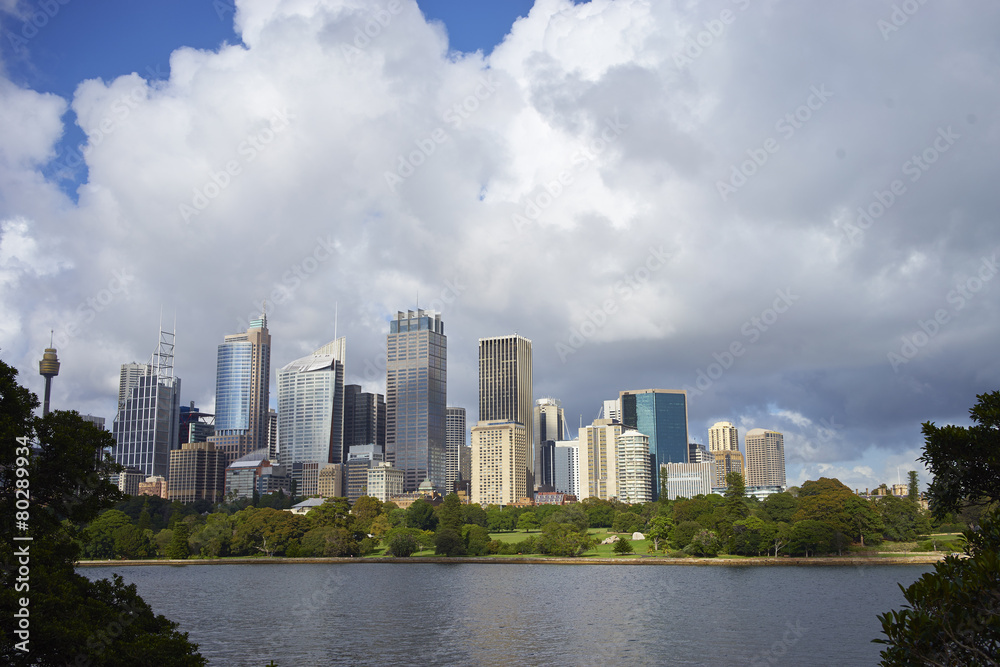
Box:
5;1;1000;498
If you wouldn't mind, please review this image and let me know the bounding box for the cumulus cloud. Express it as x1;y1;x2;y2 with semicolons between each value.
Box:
1;0;998;485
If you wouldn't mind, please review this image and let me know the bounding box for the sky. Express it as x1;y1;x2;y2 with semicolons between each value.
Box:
1;0;998;494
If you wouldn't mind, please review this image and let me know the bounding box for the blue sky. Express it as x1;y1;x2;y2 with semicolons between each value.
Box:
2;0;535;196
2;0;998;495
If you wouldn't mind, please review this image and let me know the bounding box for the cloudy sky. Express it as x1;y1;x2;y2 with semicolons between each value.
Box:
2;0;998;493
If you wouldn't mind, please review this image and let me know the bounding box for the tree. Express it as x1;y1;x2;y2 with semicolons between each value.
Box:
517;511;540;533
406;498;438;531
788;520;835;557
434;528;466;556
613;536;634;555
166;521;191;559
536;523;594;556
877;391;1000;664
762;492;799;523
907;470;919;503
300;526;360;557
351;496;383;533
0;358;204;664
685;530;720;557
461;503;488;527
646;515;673;552
844;495;884;547
611;511;643;534
670;520;704;550
543;504;589;533
436;493;463;533
386;533;419;557
462;524;491;555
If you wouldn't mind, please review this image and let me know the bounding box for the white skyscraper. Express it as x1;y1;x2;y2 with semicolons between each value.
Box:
554;440;579;497
744;428;786;489
708;421;740;452
277;338;346;470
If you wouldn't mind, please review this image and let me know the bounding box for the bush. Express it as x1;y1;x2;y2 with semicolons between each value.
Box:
434;528;466;557
613;537;634;555
386;534;418;557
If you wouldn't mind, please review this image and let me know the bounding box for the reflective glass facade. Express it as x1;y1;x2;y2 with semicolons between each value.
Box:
112;369;181;478
386;310;447;493
215;341;252;433
277;341;345;468
620;389;688;500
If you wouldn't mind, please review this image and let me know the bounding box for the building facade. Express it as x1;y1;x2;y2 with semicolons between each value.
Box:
478;335;533;493
577;419;624;501
277;338;346;476
662;462;715;500
616;430;653;504
344;384;386;451
345;444;384;502
111;330;182;479
386;310;447;493
553;440;579;497
318;463;344;498
367;461;405;502
210;313;271;463
708;421;740;452
744;429;786;489
619;389;689;499
446;406;467;493
533;398;564;490
167;441;226;504
712;449;745;490
471;421;528;506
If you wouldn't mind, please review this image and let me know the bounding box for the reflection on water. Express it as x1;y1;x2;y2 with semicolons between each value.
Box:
81;562;930;666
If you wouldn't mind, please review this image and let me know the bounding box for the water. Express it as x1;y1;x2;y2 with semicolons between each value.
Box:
81;562;931;666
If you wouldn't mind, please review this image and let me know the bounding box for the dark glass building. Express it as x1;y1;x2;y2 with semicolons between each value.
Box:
619;389;689;500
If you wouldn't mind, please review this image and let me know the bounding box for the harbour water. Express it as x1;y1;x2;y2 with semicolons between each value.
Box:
81;562;931;666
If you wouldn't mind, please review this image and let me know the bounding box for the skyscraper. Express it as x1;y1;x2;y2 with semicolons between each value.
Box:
616;430;652;504
210;312;271;464
708;421;739;452
478;334;533;493
533;397;564;490
385;309;447;493
112;329;181;478
276;338;346;470
344;384;386;451
577;419;623;501
620;389;689;500
553;441;579;497
744;428;786;489
446;406;466;492
471;420;528;506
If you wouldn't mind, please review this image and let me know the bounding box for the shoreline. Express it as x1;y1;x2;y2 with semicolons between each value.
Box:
76;553;947;567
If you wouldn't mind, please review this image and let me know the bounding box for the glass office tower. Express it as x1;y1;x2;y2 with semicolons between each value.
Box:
619;389;689;500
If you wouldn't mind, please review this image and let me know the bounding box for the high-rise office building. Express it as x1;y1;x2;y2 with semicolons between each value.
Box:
712;449;745;490
619;389;689;500
708;421;739;452
471;420;528;506
446;406;466;493
344;384;386;451
744;428;786;489
276;338;346;471
111;329;181;479
662;462;715;500
689;442;712;464
210;312;271;464
553;441;579;497
478;334;533;493
616;430;653;504
167;442;227;504
266;408;278;461
118;362;147;409
385;309;447;493
601;398;620;422
577;419;624;501
533;398;564;490
345;444;384;502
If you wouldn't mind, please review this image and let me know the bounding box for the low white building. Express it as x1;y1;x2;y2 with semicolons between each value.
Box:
367;461;404;502
662;462;715;500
